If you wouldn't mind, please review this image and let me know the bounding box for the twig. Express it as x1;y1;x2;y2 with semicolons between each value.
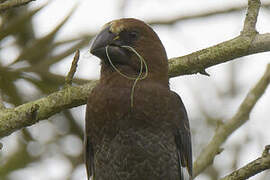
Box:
262;145;270;157
219;145;270;180
242;0;261;36
193;64;270;177
148;2;270;26
0;0;36;12
65;50;80;86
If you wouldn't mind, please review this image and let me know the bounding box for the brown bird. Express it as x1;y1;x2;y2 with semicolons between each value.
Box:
86;18;192;180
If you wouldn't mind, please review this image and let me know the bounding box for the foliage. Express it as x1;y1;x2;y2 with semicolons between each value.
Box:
0;4;91;179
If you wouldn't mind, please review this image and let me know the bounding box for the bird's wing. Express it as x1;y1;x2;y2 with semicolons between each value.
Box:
84;108;95;180
172;92;193;179
85;130;94;179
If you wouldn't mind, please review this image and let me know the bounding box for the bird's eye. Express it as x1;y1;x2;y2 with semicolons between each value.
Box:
128;31;139;40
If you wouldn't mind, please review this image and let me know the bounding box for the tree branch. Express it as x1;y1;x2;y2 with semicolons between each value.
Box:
0;0;36;12
1;0;270;142
193;64;270;177
219;145;270;180
148;1;270;26
0;80;98;137
0;32;270;138
65;50;80;86
192;1;267;176
168;0;264;77
168;33;270;77
1;30;270;138
242;0;261;36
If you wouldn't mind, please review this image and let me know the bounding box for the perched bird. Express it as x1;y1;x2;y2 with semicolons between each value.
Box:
86;18;192;180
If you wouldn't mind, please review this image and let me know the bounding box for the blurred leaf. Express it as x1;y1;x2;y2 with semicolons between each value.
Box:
0;66;23;105
0;139;39;178
53;35;94;47
0;0;8;3
63;110;83;138
10;5;77;66
0;4;45;41
32;37;92;71
23;71;89;95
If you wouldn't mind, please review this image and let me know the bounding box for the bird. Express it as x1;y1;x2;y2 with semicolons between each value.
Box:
85;18;192;180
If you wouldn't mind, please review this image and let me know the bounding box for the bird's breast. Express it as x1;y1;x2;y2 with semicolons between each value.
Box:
86;82;181;179
86;82;175;140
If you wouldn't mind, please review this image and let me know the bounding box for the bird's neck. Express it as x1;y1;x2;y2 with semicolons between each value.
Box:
100;65;169;89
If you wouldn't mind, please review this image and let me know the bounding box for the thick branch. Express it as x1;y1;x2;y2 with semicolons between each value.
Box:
193;64;270;177
0;0;35;12
0;81;98;137
219;145;270;180
168;33;270;77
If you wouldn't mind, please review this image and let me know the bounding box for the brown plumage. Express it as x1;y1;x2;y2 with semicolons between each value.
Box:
86;18;192;180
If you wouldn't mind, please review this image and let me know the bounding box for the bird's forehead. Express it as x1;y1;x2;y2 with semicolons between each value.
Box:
110;20;125;34
100;20;125;35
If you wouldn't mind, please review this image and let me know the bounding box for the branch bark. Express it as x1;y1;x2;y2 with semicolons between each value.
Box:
193;64;270;177
168;33;270;77
0;0;36;12
242;0;261;36
0;81;98;137
219;145;270;180
65;50;80;86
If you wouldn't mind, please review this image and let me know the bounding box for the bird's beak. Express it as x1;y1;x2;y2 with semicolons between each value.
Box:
90;26;116;58
90;26;129;65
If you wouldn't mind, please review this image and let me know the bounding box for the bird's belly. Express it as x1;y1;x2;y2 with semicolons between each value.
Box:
93;125;180;180
88;84;182;179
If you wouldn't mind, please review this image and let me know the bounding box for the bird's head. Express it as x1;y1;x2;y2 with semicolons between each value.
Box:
90;18;168;84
